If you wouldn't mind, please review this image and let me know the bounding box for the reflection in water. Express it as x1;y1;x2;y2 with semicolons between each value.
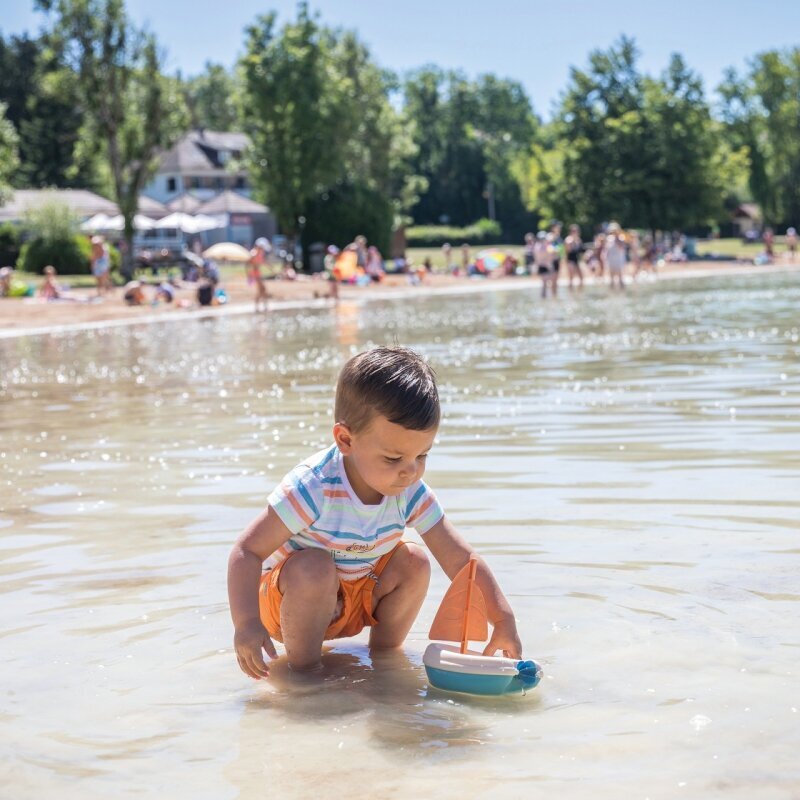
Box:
246;648;495;751
1;271;799;798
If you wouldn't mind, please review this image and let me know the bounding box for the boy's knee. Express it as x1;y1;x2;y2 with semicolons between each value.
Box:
280;549;338;596
401;543;431;587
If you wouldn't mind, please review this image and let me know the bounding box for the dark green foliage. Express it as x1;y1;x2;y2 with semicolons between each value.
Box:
0;102;19;202
44;0;189;279
18;233;92;275
240;4;410;242
182;63;241;131
406;218;502;247
0;34;39;134
719;48;800;226
0;31;97;189
402;67;536;235
0;223;21;268
302;183;393;255
547;39;742;232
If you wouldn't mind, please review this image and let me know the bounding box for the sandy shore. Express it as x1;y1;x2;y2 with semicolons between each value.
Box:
1;259;798;339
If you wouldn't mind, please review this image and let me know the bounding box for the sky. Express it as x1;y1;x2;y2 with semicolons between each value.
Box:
4;0;800;118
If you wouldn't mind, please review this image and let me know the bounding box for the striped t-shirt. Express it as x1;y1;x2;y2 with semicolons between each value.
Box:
265;444;444;581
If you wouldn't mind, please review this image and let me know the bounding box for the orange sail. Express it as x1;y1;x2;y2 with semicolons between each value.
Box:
429;556;488;653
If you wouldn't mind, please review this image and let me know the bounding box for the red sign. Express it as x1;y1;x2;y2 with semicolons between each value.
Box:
230;214;252;225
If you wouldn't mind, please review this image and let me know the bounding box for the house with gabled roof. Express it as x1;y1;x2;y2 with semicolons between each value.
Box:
143;129;251;205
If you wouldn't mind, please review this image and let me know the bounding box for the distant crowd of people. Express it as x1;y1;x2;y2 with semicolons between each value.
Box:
2;223;798;314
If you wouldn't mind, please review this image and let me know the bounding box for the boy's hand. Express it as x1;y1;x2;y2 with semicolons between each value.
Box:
482;616;522;660
234;619;277;680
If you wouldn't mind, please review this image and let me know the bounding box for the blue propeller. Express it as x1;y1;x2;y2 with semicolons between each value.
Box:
515;660;542;690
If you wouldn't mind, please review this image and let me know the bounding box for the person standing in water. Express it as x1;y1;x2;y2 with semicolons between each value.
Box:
605;223;628;291
564;224;583;290
533;231;553;299
548;220;563;297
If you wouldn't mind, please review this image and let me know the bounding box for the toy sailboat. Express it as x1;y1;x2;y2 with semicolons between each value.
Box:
423;556;541;696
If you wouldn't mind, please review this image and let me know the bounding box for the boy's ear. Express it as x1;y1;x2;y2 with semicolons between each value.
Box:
333;422;353;454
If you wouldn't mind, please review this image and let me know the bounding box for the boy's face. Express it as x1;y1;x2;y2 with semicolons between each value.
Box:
334;415;438;502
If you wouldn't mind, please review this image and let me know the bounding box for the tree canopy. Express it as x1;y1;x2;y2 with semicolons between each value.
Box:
239;3;423;245
401;67;536;236
2;2;797;250
0;102;20;204
720;48;800;226
536;39;747;232
37;0;188;276
182;62;241;132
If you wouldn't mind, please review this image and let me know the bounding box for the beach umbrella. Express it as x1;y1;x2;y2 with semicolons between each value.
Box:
108;214;157;231
202;242;251;262
187;214;225;233
153;212;192;231
132;214;157;231
155;212;224;234
83;214;156;232
475;248;507;271
80;213;114;232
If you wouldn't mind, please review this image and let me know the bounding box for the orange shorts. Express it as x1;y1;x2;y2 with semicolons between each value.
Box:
259;543;406;642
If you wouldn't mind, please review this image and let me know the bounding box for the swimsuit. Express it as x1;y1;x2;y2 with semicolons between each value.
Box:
260;542;409;641
92;254;109;276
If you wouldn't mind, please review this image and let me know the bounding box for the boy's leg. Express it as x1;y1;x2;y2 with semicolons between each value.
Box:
278;549;339;670
369;543;431;649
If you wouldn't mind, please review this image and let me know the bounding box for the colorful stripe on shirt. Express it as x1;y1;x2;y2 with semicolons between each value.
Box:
265;445;444;580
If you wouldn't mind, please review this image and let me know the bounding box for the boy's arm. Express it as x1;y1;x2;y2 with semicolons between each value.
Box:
422;515;522;659
227;505;293;679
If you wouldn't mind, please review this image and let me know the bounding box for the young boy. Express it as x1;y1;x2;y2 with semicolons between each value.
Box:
227;346;522;678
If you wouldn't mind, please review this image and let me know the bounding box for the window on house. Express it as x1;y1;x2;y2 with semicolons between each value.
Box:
167;177;176;193
235;176;246;189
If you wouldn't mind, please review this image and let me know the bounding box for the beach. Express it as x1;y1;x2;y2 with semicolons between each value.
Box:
2;258;798;338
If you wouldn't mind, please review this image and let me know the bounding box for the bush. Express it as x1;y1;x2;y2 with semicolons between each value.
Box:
405;218;503;247
16;197;92;274
302;182;393;256
0;222;21;268
18;233;92;275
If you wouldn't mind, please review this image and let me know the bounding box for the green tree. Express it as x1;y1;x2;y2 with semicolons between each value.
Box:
38;0;188;278
0;32;96;189
240;3;417;247
0;102;20;204
470;74;537;235
182;62;241;131
403;68;536;235
405;68;486;227
639;55;745;232
241;6;356;240
719;49;800;226
0;34;39;135
549;39;739;232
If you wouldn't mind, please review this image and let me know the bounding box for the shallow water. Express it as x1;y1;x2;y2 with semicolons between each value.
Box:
1;272;799;799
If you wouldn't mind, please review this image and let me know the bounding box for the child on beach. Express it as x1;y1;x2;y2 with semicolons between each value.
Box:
227;346;522;677
39;265;61;301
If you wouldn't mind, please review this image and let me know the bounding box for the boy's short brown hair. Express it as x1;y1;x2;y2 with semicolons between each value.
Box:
335;346;440;434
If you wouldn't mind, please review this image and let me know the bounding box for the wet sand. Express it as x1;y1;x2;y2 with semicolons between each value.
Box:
1;259;798;338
